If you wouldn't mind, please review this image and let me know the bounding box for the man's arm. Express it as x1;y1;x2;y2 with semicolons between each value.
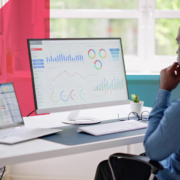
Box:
144;62;180;161
144;90;180;161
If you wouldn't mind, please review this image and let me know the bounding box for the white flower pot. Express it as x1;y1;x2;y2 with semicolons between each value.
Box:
130;101;144;116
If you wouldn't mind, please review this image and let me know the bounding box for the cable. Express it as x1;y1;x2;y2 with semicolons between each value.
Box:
0;167;5;180
118;114;125;121
27;110;35;117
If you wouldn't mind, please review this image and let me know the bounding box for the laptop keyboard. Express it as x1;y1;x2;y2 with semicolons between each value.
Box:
0;127;55;139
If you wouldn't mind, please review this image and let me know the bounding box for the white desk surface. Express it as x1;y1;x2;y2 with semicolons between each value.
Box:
0;105;152;166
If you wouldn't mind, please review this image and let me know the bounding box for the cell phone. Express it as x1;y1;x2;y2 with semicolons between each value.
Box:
178;50;180;65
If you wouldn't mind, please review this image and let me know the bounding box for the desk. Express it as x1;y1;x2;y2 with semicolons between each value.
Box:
0;105;151;167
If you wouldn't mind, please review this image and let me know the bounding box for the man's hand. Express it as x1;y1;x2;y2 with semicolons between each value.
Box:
160;62;180;92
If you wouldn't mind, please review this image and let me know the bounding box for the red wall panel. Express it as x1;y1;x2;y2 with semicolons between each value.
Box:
0;0;50;116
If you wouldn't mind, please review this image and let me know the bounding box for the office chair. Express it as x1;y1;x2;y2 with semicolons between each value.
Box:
108;153;164;180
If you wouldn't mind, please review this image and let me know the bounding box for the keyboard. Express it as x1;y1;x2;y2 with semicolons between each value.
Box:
77;120;148;136
0;127;62;144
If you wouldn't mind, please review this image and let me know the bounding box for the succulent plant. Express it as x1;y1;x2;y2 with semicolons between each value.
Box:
131;94;140;103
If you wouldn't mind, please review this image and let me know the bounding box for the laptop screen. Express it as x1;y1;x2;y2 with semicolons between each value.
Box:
0;83;23;128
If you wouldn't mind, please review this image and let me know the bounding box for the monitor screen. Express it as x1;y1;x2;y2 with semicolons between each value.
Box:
28;38;129;114
0;83;23;128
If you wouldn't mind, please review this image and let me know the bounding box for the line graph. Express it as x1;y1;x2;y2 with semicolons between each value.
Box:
50;71;86;81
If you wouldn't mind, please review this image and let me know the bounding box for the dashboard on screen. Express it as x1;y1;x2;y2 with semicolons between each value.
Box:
0;83;23;128
28;38;129;113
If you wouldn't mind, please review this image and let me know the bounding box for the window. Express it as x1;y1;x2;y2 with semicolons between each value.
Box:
0;0;9;8
50;0;180;74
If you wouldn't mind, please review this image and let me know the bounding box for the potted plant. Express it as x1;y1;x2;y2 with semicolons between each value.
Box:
130;94;144;116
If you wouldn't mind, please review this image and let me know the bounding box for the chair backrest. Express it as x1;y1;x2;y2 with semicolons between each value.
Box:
108;153;164;180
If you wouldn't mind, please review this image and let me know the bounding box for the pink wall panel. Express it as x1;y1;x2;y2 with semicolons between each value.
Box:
0;0;50;116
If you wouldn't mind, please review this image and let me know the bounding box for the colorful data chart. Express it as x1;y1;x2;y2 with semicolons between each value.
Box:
79;89;85;100
51;92;59;102
93;77;124;94
109;48;119;61
99;49;107;58
60;91;69;102
50;71;85;82
70;90;75;100
46;53;83;63
88;49;96;59
94;60;102;70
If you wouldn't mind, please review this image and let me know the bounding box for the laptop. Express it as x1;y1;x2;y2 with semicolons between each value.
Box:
0;82;62;144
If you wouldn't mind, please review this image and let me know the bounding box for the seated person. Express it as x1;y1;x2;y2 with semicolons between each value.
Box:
94;27;180;180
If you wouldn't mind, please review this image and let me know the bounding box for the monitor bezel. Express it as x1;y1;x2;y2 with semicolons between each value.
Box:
0;82;24;129
27;38;130;114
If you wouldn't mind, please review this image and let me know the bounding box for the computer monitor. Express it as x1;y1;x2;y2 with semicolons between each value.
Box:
27;38;129;124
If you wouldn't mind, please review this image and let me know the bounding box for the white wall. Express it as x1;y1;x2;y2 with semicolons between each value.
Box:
9;143;144;180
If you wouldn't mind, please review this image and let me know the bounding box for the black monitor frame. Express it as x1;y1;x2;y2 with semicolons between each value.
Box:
27;38;130;114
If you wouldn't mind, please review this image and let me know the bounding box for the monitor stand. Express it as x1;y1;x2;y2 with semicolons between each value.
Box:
62;110;101;125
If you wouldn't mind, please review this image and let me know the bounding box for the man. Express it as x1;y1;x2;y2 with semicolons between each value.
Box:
144;27;180;179
94;27;180;180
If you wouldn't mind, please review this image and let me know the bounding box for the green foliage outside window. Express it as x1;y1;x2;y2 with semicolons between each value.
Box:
50;0;138;9
156;0;180;9
156;19;180;55
156;0;180;55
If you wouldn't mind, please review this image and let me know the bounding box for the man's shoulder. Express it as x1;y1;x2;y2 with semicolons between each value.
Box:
170;98;180;110
172;98;180;103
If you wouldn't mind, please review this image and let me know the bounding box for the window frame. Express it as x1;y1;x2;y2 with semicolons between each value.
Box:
50;0;180;74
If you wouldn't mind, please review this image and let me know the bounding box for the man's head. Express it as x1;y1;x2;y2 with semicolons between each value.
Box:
176;27;180;54
176;27;180;63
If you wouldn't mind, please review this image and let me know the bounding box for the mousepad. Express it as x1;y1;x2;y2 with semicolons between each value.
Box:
40;117;148;146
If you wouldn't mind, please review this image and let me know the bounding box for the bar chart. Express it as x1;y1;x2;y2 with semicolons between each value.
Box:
46;53;84;63
93;76;124;94
109;48;119;61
